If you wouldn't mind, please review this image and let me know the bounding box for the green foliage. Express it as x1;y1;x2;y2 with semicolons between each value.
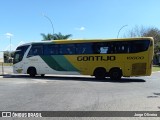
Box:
41;33;54;40
3;51;14;63
54;32;72;40
152;65;160;72
41;32;72;41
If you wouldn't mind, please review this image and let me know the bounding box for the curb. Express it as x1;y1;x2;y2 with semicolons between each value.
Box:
152;71;160;73
0;73;13;78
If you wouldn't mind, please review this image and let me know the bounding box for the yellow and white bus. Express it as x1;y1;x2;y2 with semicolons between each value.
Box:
13;37;154;80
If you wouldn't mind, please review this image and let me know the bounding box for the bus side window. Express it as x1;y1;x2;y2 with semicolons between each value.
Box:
129;40;150;53
44;45;49;55
121;42;129;53
100;47;109;53
27;45;43;57
92;43;100;54
66;44;75;54
76;43;93;54
59;44;75;55
33;47;43;55
118;42;129;53
44;45;59;55
92;42;111;54
109;41;129;54
76;44;83;54
108;44;114;54
14;53;20;63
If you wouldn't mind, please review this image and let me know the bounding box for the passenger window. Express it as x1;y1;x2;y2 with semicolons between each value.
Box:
44;44;59;55
28;45;43;57
92;42;109;54
76;43;93;54
59;44;75;55
130;40;150;53
100;47;109;53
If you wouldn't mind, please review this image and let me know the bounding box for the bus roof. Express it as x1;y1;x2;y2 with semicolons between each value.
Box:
18;37;153;47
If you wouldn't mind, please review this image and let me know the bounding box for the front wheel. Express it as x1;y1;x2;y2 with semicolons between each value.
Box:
109;68;122;80
28;67;37;77
41;74;45;77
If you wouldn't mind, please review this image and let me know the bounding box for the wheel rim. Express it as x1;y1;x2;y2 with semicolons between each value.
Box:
110;69;122;80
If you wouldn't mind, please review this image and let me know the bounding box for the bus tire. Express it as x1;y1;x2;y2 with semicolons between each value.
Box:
28;67;37;77
109;68;122;80
94;68;106;79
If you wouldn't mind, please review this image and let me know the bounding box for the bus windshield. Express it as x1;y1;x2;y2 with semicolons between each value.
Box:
13;45;30;64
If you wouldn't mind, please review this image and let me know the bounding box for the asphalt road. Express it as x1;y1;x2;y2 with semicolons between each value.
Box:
0;66;160;120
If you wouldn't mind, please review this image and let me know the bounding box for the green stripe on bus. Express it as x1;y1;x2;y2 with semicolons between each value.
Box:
40;56;65;71
40;55;78;71
52;56;78;71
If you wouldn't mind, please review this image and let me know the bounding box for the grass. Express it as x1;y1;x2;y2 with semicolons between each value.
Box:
152;65;160;72
0;63;13;66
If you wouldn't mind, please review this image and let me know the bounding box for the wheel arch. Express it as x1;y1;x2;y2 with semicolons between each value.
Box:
27;66;37;75
109;67;123;75
93;67;106;75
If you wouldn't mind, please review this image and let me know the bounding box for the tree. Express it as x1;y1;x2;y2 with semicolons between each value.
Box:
54;32;72;40
124;25;146;38
4;51;10;63
41;32;72;41
3;51;14;63
41;33;54;40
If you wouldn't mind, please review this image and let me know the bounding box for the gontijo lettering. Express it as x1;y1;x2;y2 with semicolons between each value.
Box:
77;56;116;61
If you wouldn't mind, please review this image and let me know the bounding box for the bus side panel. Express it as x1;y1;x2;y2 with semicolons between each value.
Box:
63;53;151;77
146;43;154;76
124;52;151;77
65;54;125;76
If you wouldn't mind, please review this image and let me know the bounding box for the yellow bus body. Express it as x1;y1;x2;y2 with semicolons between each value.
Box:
13;37;154;79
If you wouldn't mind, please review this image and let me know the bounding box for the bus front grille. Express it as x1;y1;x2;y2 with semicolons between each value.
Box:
132;63;146;75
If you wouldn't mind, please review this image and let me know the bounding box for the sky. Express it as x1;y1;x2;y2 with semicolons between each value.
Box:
0;0;160;51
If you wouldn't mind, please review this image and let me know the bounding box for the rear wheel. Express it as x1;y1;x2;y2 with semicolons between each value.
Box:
109;68;122;80
94;68;106;79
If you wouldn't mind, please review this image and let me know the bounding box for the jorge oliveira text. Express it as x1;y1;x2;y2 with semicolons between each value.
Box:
134;112;158;117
